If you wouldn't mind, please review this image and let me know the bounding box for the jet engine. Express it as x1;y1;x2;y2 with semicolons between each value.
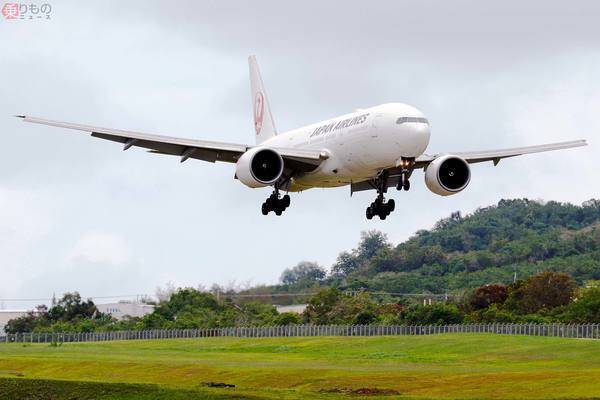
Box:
424;155;471;196
236;147;284;188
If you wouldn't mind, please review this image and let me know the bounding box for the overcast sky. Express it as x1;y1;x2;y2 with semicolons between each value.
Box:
1;0;599;308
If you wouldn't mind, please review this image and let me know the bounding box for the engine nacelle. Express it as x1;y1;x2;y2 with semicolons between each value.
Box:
236;147;284;188
424;154;471;196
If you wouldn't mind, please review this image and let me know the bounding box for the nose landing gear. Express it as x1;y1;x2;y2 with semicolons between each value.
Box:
396;171;411;191
396;158;414;191
261;188;290;216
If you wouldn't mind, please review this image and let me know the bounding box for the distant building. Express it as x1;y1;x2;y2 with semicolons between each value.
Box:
275;304;307;314
96;301;154;320
0;309;43;333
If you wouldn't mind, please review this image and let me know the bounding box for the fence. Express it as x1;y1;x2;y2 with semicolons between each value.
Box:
1;323;599;344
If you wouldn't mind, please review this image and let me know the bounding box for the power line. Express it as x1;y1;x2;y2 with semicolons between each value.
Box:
0;294;148;302
222;292;319;298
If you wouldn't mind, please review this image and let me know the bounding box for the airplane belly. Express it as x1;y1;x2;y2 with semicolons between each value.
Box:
290;146;372;190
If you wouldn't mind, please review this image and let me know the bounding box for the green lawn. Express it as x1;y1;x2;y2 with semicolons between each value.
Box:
1;334;599;399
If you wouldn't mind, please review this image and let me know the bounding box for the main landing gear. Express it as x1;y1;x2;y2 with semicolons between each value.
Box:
261;188;290;216
366;196;395;220
366;171;396;220
366;168;411;220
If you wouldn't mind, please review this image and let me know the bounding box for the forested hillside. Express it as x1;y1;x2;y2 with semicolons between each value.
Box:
262;199;600;296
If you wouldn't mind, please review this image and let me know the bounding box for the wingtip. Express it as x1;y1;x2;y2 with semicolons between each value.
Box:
14;115;26;119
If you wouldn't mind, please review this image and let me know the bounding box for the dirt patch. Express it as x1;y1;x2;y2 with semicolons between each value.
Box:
0;371;24;377
321;387;400;396
200;381;235;388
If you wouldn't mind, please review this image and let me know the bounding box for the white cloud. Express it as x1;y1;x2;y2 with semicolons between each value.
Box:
67;232;132;266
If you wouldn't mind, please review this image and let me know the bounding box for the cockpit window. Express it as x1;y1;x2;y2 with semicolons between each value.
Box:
396;117;429;125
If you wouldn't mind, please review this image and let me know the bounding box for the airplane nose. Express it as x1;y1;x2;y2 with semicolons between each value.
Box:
398;118;430;157
413;122;431;155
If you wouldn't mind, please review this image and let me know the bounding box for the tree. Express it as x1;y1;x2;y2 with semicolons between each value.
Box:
154;288;220;320
303;290;383;325
401;303;464;325
356;230;390;261
303;288;342;324
141;312;171;329
274;312;302;325
47;292;100;322
506;271;577;313
155;281;177;302
328;292;380;325
280;261;326;286
330;251;360;278
469;284;508;310
561;288;600;323
466;305;518;323
4;312;39;334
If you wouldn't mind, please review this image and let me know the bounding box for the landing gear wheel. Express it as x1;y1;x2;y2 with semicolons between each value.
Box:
397;170;412;191
365;171;399;220
397;175;404;191
387;199;395;212
261;188;290;216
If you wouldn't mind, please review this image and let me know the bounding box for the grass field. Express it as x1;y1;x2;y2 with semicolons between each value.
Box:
1;334;599;399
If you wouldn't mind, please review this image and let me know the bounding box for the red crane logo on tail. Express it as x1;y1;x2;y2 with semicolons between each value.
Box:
254;91;264;135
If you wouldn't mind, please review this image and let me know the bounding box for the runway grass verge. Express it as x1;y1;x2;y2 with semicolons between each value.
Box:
1;333;599;399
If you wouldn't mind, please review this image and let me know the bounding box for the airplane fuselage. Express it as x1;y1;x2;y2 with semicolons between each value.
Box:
263;103;431;191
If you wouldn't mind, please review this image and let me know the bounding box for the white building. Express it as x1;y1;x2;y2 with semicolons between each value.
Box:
96;301;154;320
275;304;307;314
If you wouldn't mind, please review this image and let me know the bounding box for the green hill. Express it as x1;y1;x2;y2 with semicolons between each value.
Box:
263;199;600;297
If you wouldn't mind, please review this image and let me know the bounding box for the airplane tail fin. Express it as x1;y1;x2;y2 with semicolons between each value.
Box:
249;55;277;144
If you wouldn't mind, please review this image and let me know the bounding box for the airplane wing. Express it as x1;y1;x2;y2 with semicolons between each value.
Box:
17;116;326;172
351;139;587;194
413;140;587;168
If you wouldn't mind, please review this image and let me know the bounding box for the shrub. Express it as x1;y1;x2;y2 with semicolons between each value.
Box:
561;288;600;323
401;303;464;325
469;284;508;310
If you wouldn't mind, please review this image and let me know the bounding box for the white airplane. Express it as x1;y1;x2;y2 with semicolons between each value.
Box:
17;56;587;220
